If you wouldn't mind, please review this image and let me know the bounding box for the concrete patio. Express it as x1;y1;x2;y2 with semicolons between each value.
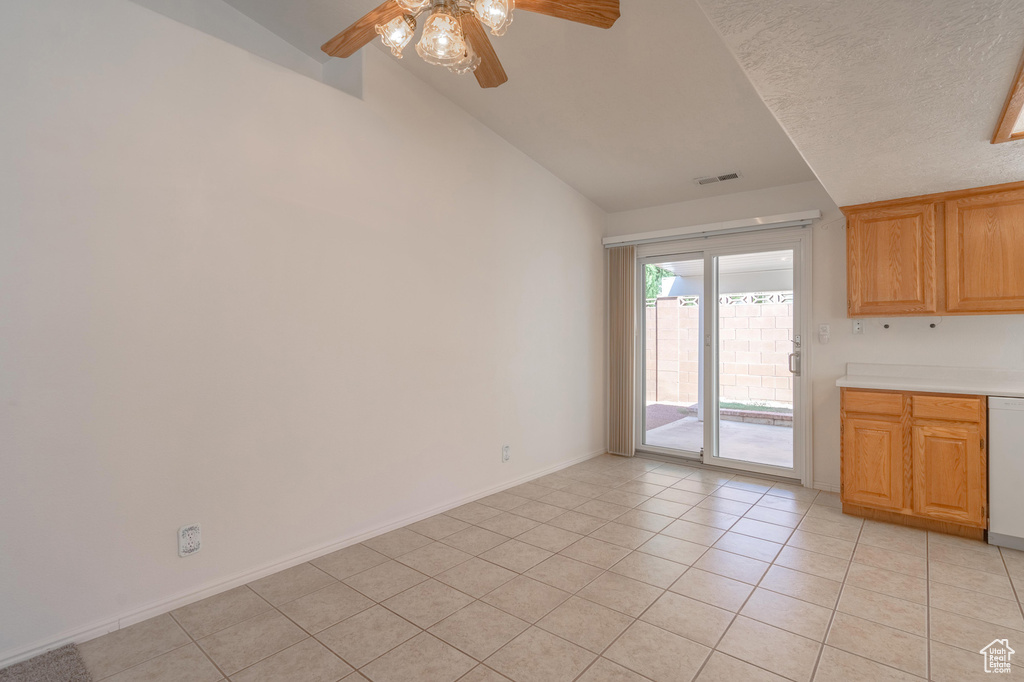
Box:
644;416;793;468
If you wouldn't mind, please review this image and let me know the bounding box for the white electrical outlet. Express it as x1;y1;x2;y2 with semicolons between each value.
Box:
178;524;201;557
501;445;511;463
818;324;831;344
852;320;864;334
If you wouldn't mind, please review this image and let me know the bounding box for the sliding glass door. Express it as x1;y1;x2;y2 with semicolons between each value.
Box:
637;231;808;480
708;248;798;473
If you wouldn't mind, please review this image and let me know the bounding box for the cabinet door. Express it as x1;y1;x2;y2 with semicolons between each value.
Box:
911;423;985;526
946;187;1024;312
842;417;905;510
847;203;938;316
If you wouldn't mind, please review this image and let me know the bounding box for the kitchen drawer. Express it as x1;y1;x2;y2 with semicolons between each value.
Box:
843;390;904;416
912;395;983;422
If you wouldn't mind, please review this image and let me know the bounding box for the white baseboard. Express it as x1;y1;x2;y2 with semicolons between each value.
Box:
813;481;841;493
0;448;605;668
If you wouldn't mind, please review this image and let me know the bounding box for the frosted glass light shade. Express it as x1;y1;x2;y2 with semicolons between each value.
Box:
396;0;431;13
448;46;481;74
472;0;513;36
416;5;467;66
376;15;416;57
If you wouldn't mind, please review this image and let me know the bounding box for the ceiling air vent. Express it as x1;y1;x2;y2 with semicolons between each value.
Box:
694;171;742;186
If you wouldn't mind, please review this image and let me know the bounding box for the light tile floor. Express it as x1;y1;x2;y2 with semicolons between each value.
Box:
76;454;1024;681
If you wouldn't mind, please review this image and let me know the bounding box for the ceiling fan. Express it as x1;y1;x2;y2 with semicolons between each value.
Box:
321;0;620;89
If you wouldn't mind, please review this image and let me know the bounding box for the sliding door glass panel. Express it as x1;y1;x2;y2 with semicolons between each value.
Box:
642;256;704;455
714;250;795;469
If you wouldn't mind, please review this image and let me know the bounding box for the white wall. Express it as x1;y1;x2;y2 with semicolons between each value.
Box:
610;180;1024;490
0;0;606;659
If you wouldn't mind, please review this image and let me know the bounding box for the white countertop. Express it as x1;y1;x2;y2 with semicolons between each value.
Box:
836;363;1024;398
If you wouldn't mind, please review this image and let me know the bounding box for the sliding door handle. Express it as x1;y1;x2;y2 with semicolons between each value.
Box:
788;352;801;376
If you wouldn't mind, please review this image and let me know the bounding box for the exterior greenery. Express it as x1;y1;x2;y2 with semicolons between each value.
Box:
645;265;675;300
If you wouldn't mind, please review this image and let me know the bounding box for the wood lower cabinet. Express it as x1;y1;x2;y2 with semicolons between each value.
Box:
912;422;985;526
841;388;987;537
842;416;905;511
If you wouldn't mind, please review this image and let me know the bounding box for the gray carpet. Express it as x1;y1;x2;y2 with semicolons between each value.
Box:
0;645;92;682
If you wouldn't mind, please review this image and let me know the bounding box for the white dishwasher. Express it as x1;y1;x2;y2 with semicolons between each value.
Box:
988;396;1024;551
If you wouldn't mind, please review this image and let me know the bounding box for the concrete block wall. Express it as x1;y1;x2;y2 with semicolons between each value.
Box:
646;296;793;405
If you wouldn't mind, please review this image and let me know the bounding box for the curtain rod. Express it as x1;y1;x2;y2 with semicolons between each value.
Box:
602;210;822;248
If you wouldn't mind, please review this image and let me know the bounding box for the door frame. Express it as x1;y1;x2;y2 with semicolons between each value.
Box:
634;227;814;487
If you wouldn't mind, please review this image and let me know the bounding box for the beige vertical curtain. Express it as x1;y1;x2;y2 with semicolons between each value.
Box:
608;245;636;457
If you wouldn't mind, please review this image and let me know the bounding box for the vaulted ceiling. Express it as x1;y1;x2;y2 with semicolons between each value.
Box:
153;0;1024;213
218;0;817;212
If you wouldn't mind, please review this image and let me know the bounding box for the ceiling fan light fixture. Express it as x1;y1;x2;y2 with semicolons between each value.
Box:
376;14;417;57
472;0;514;36
321;0;620;89
416;2;468;66
395;0;431;13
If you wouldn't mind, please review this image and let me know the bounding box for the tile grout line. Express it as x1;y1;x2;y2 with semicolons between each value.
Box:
421;464;840;678
564;559;671;682
621;460;946;678
339;548;498;671
524;461;723;682
649;460;806;679
687;494;813;682
524;460;665;682
244;544;456;677
90;611;218;682
165;609;233;682
765;507;933;675
265;591;358;680
997;547;1024;619
926;530;931;682
483;462;670;680
333;502;656;677
92;639;201;682
827;525;934;681
808;517;863;682
212;598;335;680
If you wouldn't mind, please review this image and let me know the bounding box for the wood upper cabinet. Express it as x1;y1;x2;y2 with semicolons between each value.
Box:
842;416;904;511
844;180;1024;317
945;186;1024;312
846;203;937;316
841;388;987;534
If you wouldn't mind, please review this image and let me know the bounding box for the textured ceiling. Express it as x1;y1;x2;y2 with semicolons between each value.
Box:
219;0;816;212
697;0;1024;206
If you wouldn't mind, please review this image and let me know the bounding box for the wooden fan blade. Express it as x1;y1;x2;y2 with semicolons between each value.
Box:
462;14;509;88
322;1;404;58
516;0;619;28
